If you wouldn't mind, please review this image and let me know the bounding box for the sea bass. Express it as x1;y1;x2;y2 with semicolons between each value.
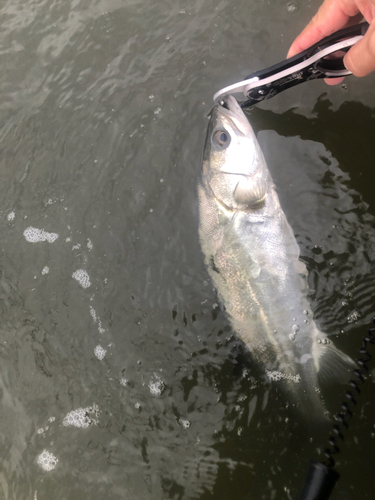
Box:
198;96;352;413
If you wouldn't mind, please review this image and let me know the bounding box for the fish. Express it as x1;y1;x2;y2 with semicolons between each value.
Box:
197;95;353;416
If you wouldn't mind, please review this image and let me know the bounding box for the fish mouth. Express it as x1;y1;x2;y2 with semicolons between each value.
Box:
218;95;242;120
217;96;252;137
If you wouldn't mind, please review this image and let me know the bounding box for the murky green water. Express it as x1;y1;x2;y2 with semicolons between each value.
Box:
0;1;374;498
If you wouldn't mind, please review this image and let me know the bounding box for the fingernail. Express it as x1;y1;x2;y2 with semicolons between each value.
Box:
343;54;348;71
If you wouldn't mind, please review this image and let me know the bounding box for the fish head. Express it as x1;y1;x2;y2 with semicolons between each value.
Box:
202;95;269;211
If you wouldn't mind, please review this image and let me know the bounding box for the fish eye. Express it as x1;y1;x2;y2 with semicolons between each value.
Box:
212;129;231;149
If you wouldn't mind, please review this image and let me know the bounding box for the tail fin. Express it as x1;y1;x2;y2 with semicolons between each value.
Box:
312;338;355;384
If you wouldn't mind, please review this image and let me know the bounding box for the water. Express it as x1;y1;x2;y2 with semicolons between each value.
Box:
0;1;375;498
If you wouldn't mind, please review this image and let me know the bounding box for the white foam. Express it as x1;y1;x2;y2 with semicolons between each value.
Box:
87;238;93;250
179;419;191;429
41;266;49;275
37;450;58;471
72;269;91;288
90;306;105;334
90;306;97;322
24;227;59;243
94;345;106;360
347;310;361;324
266;370;301;383
63;403;99;428
7;211;15;221
148;374;165;397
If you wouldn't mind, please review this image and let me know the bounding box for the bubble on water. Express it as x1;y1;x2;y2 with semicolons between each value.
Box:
289;333;296;341
24;227;59;243
37;450;58;471
120;378;128;386
90;306;97;322
87;238;93;250
287;2;297;12
154;107;161;115
267;370;283;381
94;345;106;360
72;269;91;288
303;310;308;315
148;374;165;396
7;211;15;221
90;306;105;334
63;403;99;428
266;370;301;383
135;402;141;409
72;243;81;250
48;417;55;423
347;310;361;324
292;324;300;333
37;428;44;435
179;419;191;428
41;266;49;275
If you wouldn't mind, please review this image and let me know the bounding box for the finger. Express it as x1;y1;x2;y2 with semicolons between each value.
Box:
287;0;360;58
344;20;375;77
324;76;345;85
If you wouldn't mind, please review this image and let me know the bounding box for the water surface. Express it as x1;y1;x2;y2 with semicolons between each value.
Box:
0;1;375;499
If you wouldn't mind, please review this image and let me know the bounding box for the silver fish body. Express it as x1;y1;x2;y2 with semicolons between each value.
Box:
198;96;352;412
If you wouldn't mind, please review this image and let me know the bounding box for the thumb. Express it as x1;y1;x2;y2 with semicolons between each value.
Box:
344;21;375;77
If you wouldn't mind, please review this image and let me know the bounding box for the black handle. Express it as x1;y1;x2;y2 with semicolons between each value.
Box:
298;461;340;500
245;22;369;82
241;22;369;108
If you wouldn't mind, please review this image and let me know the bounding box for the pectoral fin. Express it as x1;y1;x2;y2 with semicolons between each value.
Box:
234;177;267;208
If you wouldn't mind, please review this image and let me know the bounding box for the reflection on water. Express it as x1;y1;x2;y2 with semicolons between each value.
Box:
252;99;375;336
0;0;375;499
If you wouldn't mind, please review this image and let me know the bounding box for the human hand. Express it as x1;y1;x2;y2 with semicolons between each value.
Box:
287;0;375;85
